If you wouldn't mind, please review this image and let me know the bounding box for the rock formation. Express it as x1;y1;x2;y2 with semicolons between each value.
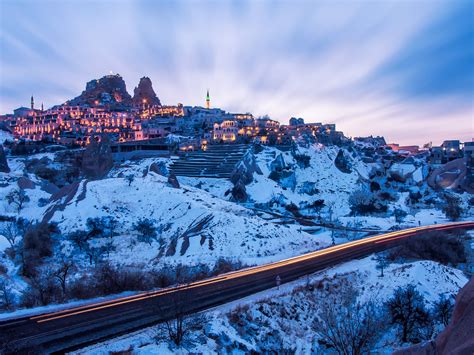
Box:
270;154;288;172
334;149;352;174
149;161;169;177
167;173;180;188
69;74;132;107
17;176;35;189
132;77;161;106
81;136;113;179
0;144;10;173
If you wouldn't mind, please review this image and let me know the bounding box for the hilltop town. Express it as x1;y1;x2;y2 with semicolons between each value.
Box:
1;73;472;183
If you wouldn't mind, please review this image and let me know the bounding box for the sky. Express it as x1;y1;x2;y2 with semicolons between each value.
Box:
0;0;473;145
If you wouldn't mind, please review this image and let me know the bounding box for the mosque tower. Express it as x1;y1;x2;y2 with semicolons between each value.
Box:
206;89;210;109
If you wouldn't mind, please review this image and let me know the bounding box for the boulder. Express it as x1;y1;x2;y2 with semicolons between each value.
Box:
0;144;9;173
280;171;297;191
334;149;352;174
149;161;169;177
17;176;35;189
41;182;60;194
81;136;113;179
167;173;180;188
132;77;161;106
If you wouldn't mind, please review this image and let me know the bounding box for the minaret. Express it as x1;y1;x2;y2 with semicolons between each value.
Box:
31;95;34;110
41;103;44;112
206;89;210;109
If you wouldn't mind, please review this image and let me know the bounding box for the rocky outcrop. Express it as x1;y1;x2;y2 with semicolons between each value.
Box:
167;173;180;188
81;136;113;179
0;144;9;173
231;181;248;202
17;176;35;189
395;278;474;355
334;149;352;174
69;74;132;107
149;161;168;177
270;154;288;172
427;158;471;194
230;151;262;185
435;278;474;354
132;77;161;106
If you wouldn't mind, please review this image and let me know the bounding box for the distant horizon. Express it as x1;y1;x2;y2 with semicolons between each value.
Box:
1;0;473;146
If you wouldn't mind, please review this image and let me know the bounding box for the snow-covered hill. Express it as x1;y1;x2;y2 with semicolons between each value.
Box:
46;172;328;268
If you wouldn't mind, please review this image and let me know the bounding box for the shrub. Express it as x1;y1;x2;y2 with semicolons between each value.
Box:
370;181;381;192
294;154;311;168
133;218;158;245
22;223;58;276
378;191;395;201
388;232;466;266
442;194;463;221
393;209;408;223
349;189;387;215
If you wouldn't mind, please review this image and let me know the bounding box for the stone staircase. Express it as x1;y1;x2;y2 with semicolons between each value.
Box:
169;144;251;178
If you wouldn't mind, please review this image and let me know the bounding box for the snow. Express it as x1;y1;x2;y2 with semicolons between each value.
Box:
0;235;10;253
390;163;417;177
46;172;330;269
73;257;468;354
0;130;13;143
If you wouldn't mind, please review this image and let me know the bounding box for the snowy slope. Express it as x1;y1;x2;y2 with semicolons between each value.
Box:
47;172;329;268
75;257;468;354
181;144;372;218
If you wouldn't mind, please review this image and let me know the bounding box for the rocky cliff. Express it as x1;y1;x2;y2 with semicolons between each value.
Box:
68;74;132;107
132;76;161;106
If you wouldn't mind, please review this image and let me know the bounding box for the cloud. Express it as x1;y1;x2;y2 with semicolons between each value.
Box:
0;0;472;145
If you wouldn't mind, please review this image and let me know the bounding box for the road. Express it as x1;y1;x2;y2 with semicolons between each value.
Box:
1;221;473;353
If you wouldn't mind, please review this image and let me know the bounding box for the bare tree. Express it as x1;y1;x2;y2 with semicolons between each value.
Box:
154;270;207;347
432;294;454;327
53;256;74;299
68;230;89;251
386;285;432;343
103;216;118;240
313;284;384;355
0;221;21;248
25;268;60;306
0;280;15;310
6;189;30;213
84;244;107;265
